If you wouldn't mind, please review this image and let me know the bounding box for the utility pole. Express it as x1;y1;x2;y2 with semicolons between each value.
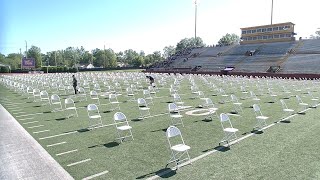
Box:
194;0;198;40
271;0;274;25
20;48;22;69
55;51;57;66
25;40;28;58
104;44;106;68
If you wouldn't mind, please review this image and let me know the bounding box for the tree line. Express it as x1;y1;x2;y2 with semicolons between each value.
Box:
0;34;240;71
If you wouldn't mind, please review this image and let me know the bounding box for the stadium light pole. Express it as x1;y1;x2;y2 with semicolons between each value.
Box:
25;40;28;58
271;0;274;25
194;0;198;40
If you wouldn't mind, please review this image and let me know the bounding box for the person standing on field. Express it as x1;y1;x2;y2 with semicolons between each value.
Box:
72;75;78;94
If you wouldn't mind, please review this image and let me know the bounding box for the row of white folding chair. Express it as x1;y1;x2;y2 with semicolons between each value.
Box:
86;104;133;143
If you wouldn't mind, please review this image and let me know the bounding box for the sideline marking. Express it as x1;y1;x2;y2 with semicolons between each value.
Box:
67;158;91;167
16;112;43;118
47;141;66;147
28;125;44;129
146;104;317;180
8;108;21;110
33;130;50;134
13;112;26;115
82;170;109;180
39;131;77;140
18;117;34;121
56;149;78;156
23;121;39;124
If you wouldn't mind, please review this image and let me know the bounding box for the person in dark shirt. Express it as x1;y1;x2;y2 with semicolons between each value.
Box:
146;76;154;86
72;75;78;94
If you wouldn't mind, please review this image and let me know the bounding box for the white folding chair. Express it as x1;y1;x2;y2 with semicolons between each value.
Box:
51;94;63;112
296;95;308;112
137;98;151;119
65;98;78;118
93;83;102;94
230;94;242;113
90;90;101;105
143;90;154;105
219;113;239;146
279;99;294;120
250;91;260;102
113;112;133;143
108;94;120;111
308;91;319;107
202;98;219;120
40;91;51;106
26;86;33;99
126;87;136;102
77;87;88;101
33;88;41;102
268;88;278;103
252;104;269;131
87;104;103;129
166;126;191;170
168;103;184;127
173;94;184;105
219;88;229;103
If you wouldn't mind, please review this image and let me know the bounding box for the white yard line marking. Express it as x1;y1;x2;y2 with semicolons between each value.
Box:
16;112;43;117
56;149;78;156
28;125;44;129
13;112;26;115
147;104;318;180
82;170;109;180
47;141;66;147
23;121;39;124
8;107;21;110
33;130;50;134
4;104;19;107
67;159;91;167
39;131;77;140
3;102;24;105
18;117;34;121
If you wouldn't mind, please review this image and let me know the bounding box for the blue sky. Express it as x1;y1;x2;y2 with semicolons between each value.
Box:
1;0;319;55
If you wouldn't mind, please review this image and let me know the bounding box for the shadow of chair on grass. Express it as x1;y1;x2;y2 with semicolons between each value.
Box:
88;141;120;149
202;145;230;153
136;167;176;179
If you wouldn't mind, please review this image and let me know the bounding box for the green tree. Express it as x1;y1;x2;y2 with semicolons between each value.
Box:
163;45;176;59
92;49;105;68
310;28;320;39
132;56;144;67
27;45;42;68
217;33;240;46
123;49;139;66
176;37;205;52
105;48;117;68
5;53;21;70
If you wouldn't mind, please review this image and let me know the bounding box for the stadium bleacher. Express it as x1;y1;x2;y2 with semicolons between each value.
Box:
149;39;320;75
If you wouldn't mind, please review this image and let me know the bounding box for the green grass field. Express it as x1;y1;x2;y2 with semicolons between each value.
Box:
1;72;320;179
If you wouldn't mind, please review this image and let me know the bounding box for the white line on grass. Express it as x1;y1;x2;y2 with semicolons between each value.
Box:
16;112;43;118
4;104;18;107
47;141;66;147
39;131;77;140
56;149;78;156
23;121;39;124
13;112;26;115
18;117;34;121
8;108;21;110
28;125;44;129
33;130;50;134
147;104;318;180
82;170;109;180
67;159;91;167
3;102;24;105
